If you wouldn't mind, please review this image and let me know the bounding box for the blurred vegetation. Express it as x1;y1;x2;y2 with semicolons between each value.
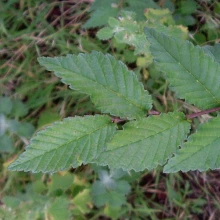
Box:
0;0;219;219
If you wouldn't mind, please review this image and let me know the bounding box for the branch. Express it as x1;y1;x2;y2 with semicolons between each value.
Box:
186;107;220;119
112;107;220;123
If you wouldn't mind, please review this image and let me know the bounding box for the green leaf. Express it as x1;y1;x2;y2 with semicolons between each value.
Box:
108;11;151;56
0;96;12;115
83;0;119;28
179;0;198;15
0;134;14;153
72;189;92;214
147;22;188;40
144;8;175;25
11;100;28;118
96;27;114;40
8;115;116;173
102;11;188;57
104;205;122;219
38;109;61;128
7;120;35;137
174;14;196;26
91;168;131;207
2;196;20;208
164;116;220;173
17;122;35;137
48;197;70;220
48;174;74;193
96;112;190;171
145;28;220;109
91;180;130;207
38;51;152;119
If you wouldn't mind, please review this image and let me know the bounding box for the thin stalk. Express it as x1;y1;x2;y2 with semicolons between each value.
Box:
186;106;220;119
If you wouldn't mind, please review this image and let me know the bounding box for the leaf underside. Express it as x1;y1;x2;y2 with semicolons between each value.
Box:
8;115;116;173
96;112;191;171
145;28;220;109
164;115;220;173
38;51;152;119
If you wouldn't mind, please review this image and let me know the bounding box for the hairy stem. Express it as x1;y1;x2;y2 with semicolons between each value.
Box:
186;107;220;119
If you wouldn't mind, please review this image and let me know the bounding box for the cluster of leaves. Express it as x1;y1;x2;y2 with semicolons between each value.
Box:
8;26;220;174
2;0;220;219
0;96;35;154
83;0;159;28
95;5;188;70
91;166;131;208
0;172;73;220
0;166;133;219
97;10;187;57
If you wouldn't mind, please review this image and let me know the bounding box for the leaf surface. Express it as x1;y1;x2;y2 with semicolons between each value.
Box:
38;51;152;119
96;112;190;171
202;44;220;63
164;116;220;172
8;115;116;173
145;28;220;109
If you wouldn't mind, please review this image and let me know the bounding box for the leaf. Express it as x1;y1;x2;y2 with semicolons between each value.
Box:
0;134;14;153
8;115;116;173
38;109;61;128
98;11;188;57
38;51;152;119
105;11;151;56
17;122;35;137
144;8;175;25
91;180;130;207
48;197;70;220
11;100;28;118
72;189;92;214
179;0;198;15
96;27;114;40
91;167;130;207
48;174;74;193
3;196;20;208
164;116;220;173
145;28;220;109
83;0;119;28
96;112;190;171
7;120;35;137
104;205;122;219
0;96;12;115
174;14;196;26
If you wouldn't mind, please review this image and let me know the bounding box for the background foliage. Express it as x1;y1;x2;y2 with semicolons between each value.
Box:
0;0;220;219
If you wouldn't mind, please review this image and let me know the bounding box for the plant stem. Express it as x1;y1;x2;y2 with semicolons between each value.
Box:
186;107;220;119
112;107;220;122
148;110;160;115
